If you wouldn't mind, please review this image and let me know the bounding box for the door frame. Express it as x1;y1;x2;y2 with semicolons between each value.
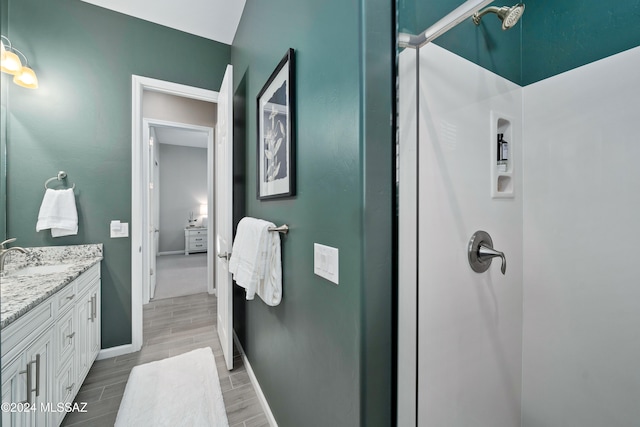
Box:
131;75;219;353
142;118;215;304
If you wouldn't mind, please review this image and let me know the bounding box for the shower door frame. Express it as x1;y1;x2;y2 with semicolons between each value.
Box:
396;1;503;424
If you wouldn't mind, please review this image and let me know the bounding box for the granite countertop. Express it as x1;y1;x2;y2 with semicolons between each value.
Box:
0;244;103;330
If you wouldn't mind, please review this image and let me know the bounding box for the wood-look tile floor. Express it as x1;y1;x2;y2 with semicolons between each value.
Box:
62;293;269;427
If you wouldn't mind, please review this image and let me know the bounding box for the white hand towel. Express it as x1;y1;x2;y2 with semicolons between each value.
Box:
254;230;282;306
229;217;272;300
36;188;78;237
229;217;282;305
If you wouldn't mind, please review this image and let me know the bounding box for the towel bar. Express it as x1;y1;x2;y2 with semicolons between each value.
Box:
268;224;289;234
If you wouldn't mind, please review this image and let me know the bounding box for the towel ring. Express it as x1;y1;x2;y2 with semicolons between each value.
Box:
44;171;76;190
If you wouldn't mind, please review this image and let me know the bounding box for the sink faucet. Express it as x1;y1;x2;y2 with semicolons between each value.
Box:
0;238;28;277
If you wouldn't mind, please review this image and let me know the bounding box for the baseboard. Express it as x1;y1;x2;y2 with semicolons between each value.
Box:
233;332;278;427
158;251;184;256
97;343;136;360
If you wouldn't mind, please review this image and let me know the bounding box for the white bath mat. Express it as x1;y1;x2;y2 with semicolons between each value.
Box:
115;347;229;427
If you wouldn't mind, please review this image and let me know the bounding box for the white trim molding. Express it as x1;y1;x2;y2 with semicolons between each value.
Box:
96;344;135;361
142;117;215;305
157;251;185;256
233;332;278;427
132;75;219;353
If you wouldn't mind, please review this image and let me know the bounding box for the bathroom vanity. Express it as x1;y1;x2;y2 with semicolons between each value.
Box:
1;244;102;427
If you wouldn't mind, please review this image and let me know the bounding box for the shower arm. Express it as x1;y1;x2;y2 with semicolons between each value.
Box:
399;0;495;48
471;6;505;25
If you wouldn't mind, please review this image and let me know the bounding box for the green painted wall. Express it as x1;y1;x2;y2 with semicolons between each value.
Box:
5;0;230;347
399;0;640;86
521;0;640;85
231;0;394;425
398;0;523;83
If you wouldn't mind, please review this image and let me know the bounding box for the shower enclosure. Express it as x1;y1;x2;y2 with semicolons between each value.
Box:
397;1;640;426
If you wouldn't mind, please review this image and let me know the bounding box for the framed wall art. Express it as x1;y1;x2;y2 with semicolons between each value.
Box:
257;48;296;200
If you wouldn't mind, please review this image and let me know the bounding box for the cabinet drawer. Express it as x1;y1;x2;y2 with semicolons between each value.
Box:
57;284;77;313
1;301;53;360
189;242;208;251
76;263;100;295
189;235;207;244
187;228;207;236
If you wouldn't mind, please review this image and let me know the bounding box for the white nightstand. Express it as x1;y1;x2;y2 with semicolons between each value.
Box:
184;227;208;255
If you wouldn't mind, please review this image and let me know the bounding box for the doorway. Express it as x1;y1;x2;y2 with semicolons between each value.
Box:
131;76;219;353
144;119;214;301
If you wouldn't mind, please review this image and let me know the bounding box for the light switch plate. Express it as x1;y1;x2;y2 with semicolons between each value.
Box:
314;243;339;285
110;220;129;238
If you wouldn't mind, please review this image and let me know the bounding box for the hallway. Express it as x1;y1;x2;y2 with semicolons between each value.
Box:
154;253;208;300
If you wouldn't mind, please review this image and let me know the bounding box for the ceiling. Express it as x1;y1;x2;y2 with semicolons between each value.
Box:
80;0;246;45
153;126;209;149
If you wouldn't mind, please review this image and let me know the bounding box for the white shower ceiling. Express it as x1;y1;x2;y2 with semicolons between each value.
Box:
80;0;246;45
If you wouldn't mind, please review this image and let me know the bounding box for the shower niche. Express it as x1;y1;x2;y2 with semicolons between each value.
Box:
490;111;515;198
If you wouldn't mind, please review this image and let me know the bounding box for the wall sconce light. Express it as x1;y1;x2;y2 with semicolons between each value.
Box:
1;35;38;89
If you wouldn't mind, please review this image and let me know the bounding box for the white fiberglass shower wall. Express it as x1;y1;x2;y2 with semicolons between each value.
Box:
398;43;524;427
520;45;640;426
398;26;640;427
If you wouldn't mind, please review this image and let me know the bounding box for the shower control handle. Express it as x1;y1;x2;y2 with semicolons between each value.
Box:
468;230;506;275
478;244;506;274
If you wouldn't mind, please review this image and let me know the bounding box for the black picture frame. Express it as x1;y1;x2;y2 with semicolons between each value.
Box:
256;48;296;200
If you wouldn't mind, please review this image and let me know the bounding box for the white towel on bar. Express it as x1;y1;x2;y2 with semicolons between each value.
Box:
229;217;282;306
36;188;78;237
255;228;282;306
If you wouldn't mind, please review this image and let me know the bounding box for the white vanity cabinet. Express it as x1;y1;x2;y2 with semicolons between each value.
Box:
1;322;54;427
184;227;208;255
1;262;101;427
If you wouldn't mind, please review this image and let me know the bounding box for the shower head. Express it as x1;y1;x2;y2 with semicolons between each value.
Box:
500;3;525;29
472;3;525;30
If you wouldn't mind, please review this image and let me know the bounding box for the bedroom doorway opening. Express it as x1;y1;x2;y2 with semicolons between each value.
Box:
145;119;214;301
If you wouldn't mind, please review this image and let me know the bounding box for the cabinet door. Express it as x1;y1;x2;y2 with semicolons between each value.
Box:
52;355;75;427
1;354;29;427
89;285;101;361
24;329;53;427
77;280;100;383
55;308;76;370
76;292;91;382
